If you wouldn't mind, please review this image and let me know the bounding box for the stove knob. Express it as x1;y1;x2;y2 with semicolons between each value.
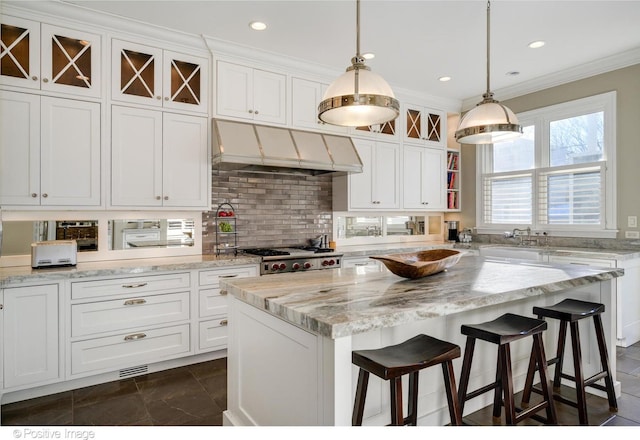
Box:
322;260;329;266
292;263;300;270
279;263;287;270
328;259;335;266
303;262;312;269
271;263;280;271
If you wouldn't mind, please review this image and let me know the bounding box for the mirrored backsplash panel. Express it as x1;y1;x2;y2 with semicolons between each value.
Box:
109;219;195;250
335;215;443;241
1;220;98;256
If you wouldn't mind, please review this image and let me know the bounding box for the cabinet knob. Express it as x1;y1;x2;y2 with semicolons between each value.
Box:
32;76;38;81
164;97;169;101
254;110;259;114
164;196;169;200
248;109;253;113
0;304;3;310
42;193;48;198
31;193;38;198
219;289;228;296
156;196;161;200
42;78;49;83
220;319;228;326
156;96;161;100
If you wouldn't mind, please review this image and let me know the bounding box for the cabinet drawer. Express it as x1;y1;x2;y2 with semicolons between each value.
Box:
71;272;191;299
199;288;228;318
199;319;228;351
71;324;190;375
72;291;190;337
198;265;258;286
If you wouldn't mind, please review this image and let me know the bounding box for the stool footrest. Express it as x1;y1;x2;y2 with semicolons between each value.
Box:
465;382;499;402
515;401;551;424
584;371;609;387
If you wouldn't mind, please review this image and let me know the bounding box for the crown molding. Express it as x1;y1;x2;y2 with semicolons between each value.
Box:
461;47;640;111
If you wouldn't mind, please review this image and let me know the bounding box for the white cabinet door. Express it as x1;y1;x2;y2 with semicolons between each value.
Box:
348;138;399;210
216;60;286;124
403;104;446;148
40;24;102;98
0;90;40;205
162;112;208;207
111;39;163;107
0;15;41;90
0;92;100;207
291;77;347;133
40;96;101;206
162;50;209;114
3;284;59;389
403;145;445;210
111;105;163;207
111;106;208;208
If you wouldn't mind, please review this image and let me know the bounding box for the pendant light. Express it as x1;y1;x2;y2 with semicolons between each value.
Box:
318;0;399;127
455;1;522;144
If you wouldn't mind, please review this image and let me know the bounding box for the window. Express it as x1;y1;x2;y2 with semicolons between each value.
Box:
477;92;616;238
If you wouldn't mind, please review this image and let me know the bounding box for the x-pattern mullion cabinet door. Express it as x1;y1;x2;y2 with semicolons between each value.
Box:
163;50;208;113
403;104;446;148
0;16;41;90
111;39;163;107
40;24;102;98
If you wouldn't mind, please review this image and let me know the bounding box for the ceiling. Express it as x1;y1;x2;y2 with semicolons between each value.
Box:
60;0;640;107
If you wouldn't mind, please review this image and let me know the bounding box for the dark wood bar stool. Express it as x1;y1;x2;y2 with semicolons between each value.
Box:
457;313;558;425
352;334;463;426
521;298;617;425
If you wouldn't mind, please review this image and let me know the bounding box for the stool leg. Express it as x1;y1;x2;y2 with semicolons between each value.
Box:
521;346;537;404
554;320;568;388
389;376;404;426
457;337;476;415
499;344;517;425
441;360;463;426
493;348;504;418
569;321;588;425
532;333;558;425
593;314;618;412
352;369;370;426
407;371;419;426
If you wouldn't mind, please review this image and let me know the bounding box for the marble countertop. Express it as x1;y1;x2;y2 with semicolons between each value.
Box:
0;254;261;286
220;256;624;339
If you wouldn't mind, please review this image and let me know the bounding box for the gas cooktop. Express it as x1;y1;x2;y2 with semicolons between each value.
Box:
243;247;335;257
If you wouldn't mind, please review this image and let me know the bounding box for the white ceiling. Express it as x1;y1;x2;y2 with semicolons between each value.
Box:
61;0;640;107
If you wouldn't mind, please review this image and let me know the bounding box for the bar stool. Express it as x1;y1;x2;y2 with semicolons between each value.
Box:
457;313;558;425
521;298;617;425
352;334;463;426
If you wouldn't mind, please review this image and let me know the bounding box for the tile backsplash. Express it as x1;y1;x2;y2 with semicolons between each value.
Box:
202;170;333;253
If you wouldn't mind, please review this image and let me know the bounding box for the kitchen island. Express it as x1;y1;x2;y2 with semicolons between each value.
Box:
221;256;623;426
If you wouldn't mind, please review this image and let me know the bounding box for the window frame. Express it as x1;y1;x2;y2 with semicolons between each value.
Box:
476;91;617;238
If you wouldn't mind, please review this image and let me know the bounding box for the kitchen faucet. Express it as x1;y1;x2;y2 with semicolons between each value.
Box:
504;227;533;246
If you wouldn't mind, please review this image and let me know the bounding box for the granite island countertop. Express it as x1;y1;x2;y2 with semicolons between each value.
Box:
221;256;624;339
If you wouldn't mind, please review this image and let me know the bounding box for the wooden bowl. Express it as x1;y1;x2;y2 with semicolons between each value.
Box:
369;249;462;279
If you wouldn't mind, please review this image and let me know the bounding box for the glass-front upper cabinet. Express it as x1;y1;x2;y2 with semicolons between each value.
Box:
1;16;101;98
403;104;446;147
111;39;208;114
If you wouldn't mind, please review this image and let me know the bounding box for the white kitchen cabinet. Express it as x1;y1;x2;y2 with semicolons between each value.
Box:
351;119;399;141
291;77;347;133
216;60;286;124
403;103;446;148
0;90;101;207
2;284;60;390
111;39;209;114
402;144;446;210
111;105;209;209
0;16;102;98
342;257;384;271
197;265;259;353
333;138;400;210
69;272;193;377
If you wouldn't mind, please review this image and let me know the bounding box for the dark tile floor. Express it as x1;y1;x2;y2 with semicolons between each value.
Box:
2;342;640;426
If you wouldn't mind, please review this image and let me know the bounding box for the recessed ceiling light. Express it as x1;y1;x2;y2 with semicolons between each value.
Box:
249;21;267;31
438;76;451;82
528;40;545;49
362;52;375;60
506;71;520;76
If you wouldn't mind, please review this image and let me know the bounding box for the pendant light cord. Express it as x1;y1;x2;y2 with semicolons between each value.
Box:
354;0;361;98
485;0;492;99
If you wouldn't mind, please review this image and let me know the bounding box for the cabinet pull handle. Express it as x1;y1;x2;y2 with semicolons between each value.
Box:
219;289;228;296
220;320;228;326
124;298;147;306
219;274;238;278
124;333;147;341
122;282;148;289
354;262;369;266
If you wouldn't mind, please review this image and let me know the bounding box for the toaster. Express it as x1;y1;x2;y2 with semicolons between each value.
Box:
31;240;78;268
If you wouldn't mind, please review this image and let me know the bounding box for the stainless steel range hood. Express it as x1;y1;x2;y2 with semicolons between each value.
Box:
211;119;363;176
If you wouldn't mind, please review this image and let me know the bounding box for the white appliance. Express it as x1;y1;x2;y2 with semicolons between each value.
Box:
31;240;77;268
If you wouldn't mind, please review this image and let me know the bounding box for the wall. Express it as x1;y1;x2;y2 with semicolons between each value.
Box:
202;170;333;253
461;63;640;244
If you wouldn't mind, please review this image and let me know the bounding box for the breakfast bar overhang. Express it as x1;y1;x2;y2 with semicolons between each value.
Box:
220;256;624;426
